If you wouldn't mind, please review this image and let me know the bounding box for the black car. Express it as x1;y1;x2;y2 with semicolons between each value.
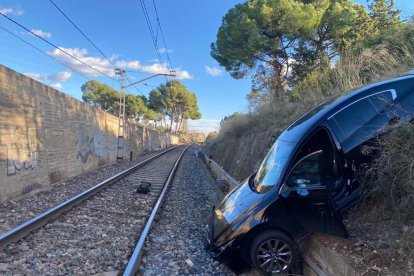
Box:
206;73;414;274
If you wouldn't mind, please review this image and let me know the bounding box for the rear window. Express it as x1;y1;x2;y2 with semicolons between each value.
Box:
328;90;397;153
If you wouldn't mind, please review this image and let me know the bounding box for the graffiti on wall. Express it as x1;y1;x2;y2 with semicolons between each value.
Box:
76;128;94;164
0;127;41;176
76;128;117;163
6;147;39;176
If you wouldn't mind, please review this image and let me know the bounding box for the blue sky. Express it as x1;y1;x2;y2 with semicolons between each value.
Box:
0;1;413;133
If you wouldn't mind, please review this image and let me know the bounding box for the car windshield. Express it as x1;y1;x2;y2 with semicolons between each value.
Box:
253;139;296;193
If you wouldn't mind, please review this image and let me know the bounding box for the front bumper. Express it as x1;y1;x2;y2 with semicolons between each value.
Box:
205;237;236;259
204;207;236;259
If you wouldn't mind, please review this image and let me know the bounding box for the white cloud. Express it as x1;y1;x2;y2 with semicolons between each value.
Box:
140;63;168;74
54;71;72;81
0;7;24;16
31;29;52;39
47;47;193;80
25;71;72;82
205;65;223;77
25;71;72;90
159;48;173;54
115;60;140;70
47;47;115;77
189;119;220;133
140;63;193;80
50;83;62;90
174;69;192;80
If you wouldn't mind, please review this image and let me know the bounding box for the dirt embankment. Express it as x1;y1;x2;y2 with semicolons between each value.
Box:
205;129;280;182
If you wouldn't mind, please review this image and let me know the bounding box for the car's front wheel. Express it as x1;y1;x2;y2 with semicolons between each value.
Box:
249;230;297;275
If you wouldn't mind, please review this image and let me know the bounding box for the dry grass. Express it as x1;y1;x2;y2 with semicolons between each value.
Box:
363;124;414;221
358;123;414;259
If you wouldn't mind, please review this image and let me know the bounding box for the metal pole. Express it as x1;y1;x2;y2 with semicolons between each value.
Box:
116;69;126;161
115;70;176;162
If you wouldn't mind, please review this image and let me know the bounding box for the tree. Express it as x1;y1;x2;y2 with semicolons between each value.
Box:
291;1;376;83
144;108;162;121
81;80;119;113
125;94;148;121
212;0;377;98
148;80;201;133
81;80;154;123
366;0;401;46
178;92;202;133
212;0;320;98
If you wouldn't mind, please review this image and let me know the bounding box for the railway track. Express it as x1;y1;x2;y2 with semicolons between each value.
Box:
0;145;189;275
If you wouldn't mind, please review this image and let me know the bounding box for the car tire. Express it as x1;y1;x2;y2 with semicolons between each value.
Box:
249;230;297;275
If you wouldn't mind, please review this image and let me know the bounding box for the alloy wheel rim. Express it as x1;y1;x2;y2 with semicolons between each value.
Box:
256;238;292;274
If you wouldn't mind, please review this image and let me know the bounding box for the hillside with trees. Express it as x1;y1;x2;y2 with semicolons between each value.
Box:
212;0;402;101
211;0;413;138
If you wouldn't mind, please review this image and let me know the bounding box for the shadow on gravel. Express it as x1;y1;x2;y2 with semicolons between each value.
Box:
222;252;304;275
216;250;256;275
223;256;252;275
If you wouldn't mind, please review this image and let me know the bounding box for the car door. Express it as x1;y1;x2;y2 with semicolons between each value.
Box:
279;128;349;238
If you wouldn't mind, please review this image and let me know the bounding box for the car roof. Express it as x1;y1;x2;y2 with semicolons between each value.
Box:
278;74;414;143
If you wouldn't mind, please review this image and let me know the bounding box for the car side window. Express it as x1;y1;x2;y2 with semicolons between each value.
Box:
370;92;395;114
328;98;377;143
286;151;322;189
285;129;342;193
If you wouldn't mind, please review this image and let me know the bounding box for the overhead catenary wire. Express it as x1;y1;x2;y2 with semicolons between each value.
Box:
138;0;168;80
0;11;116;80
48;0;146;96
0;24;91;81
151;0;173;70
139;0;163;64
49;0;118;69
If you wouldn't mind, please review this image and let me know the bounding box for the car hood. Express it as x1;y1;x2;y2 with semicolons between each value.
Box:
212;178;264;241
218;180;264;223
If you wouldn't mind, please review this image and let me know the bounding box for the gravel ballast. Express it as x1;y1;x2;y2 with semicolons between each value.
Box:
0;147;184;275
0;149;171;234
0;146;251;275
140;147;235;275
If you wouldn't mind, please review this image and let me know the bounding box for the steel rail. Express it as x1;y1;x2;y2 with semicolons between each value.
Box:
0;146;180;251
123;145;190;276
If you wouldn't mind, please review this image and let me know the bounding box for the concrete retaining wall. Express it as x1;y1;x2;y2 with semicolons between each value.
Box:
201;153;239;191
0;65;178;201
301;236;362;276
